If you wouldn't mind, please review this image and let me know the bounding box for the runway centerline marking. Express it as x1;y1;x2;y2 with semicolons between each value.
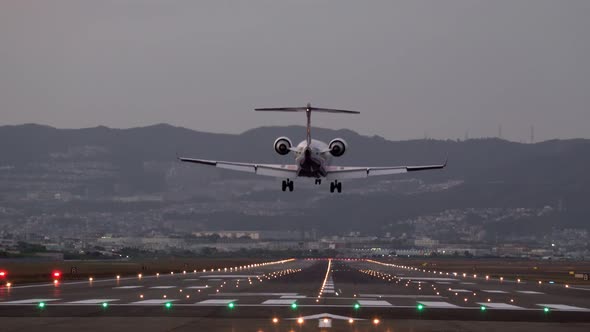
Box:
517;291;544;294
113;286;143;289
149;286;176;289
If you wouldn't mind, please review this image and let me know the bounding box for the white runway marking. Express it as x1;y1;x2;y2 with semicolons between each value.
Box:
149;286;176;289
357;300;392;307
200;275;259;278
419;301;460;308
537;304;589;311
280;295;306;299
359;294;442;298
478;302;524;310
261;299;296;305
482;290;508;293
131;299;177;305
183;279;199;281
400;277;457;281
449;289;472;293
66;299;119;304
195;299;237;305
460;282;476;285
213;293;298;296
186;286;209;289
113;286;143;289
436;282;452;284
517;291;544;294
1;299;60;304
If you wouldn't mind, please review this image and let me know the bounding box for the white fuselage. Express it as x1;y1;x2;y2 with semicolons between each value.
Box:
293;139;332;178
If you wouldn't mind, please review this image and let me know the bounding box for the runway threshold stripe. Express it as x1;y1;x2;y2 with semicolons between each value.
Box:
537;304;590;311
195;299;237;305
66;299;119;304
357;300;392;307
419;301;460;308
478;302;524;310
261;299;296;305
1;299;60;304
131;299;178;304
449;289;472;293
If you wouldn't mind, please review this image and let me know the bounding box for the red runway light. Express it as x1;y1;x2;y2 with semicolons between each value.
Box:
52;271;61;278
0;271;6;277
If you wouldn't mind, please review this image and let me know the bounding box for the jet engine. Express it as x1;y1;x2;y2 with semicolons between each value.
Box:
329;138;347;157
273;137;292;155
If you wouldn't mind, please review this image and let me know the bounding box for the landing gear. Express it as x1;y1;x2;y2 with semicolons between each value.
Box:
329;180;342;193
314;178;322;185
282;179;294;192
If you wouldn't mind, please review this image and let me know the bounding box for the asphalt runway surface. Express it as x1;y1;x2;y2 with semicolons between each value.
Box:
1;258;589;331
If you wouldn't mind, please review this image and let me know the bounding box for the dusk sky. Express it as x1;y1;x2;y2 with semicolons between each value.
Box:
1;0;589;141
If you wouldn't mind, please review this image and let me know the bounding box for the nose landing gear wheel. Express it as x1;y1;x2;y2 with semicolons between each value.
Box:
282;179;294;192
315;179;321;185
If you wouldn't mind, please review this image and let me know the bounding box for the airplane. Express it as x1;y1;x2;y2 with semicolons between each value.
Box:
178;103;446;193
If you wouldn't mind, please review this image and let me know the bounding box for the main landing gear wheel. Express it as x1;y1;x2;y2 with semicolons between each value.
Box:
330;180;342;193
315;178;322;185
282;179;294;192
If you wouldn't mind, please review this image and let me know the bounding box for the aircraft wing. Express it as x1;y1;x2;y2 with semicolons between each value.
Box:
326;161;447;179
178;157;298;178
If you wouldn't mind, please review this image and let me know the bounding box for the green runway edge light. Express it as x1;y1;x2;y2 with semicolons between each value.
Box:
353;303;361;310
102;302;109;308
544;307;550;313
291;302;298;310
228;302;235;309
165;302;172;309
37;302;46;309
480;306;486;311
417;304;424;311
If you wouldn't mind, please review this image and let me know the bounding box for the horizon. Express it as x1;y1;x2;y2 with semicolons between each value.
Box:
2;121;586;144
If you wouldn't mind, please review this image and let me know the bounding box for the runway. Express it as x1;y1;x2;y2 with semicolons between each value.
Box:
1;258;589;330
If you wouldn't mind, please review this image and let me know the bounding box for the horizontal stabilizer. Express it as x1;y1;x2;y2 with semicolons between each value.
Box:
255;106;359;114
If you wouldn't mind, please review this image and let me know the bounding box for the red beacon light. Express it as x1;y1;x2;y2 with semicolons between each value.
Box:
52;271;61;279
0;270;7;278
